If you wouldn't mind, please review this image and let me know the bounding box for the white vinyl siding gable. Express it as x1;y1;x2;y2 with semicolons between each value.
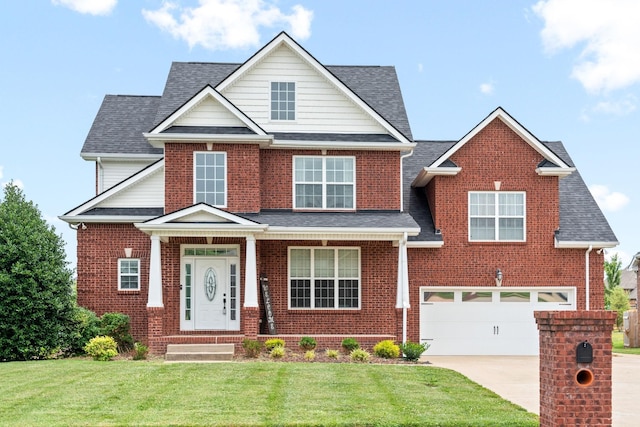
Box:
99;166;164;208
220;44;386;134
469;192;526;242
100;160;157;191
174;96;248;127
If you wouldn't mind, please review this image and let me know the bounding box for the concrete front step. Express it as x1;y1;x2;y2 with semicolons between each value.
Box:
165;343;235;362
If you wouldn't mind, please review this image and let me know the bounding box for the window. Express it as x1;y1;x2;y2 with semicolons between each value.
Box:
294;156;355;209
289;248;360;309
118;259;140;290
194;152;226;207
271;82;295;120
469;192;525;241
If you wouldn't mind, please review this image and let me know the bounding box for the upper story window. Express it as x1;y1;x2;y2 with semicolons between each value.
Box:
271;82;295;120
294;156;355;210
469;191;525;241
118;259;140;290
194;152;226;207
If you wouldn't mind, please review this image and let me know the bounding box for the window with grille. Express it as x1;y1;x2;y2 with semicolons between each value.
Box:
469;191;525;241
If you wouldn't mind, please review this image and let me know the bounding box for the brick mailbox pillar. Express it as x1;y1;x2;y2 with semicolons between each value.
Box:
535;310;616;427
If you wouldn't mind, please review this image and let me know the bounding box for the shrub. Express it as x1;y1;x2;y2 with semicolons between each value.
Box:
66;306;100;356
264;338;285;351
341;337;359;353
242;339;263;358
99;312;134;352
400;340;430;362
299;336;317;351
304;350;315;361
373;340;400;359
84;336;118;361
325;349;339;359
270;346;285;359
350;348;370;363
132;342;149;360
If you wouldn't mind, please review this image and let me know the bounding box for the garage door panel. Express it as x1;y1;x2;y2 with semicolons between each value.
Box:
420;287;575;356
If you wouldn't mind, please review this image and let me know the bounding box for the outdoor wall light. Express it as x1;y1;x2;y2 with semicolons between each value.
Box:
495;269;503;287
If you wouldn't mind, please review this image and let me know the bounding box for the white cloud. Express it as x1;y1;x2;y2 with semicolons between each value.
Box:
0;165;3;180
1;179;24;190
52;0;117;15
142;0;313;51
533;0;640;93
589;184;630;212
479;81;494;95
418;63;423;73
592;95;637;115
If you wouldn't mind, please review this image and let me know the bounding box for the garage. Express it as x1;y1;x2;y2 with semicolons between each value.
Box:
419;287;575;355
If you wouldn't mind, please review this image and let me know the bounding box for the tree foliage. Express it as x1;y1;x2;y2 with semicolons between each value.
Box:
0;183;76;361
610;286;631;331
604;254;622;310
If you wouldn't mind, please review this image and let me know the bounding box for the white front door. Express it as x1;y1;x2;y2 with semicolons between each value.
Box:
181;246;241;331
194;259;228;330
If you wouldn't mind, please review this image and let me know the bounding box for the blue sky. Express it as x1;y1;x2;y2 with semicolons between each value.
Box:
1;0;638;271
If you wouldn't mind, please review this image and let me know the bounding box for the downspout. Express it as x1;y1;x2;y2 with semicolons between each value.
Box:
398;232;410;345
585;245;593;311
97;156;103;194
400;149;414;212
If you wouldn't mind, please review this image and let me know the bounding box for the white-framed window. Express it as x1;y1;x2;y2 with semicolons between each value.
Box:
271;81;295;120
469;191;526;241
194;152;226;207
118;259;140;290
293;156;355;209
289;247;360;309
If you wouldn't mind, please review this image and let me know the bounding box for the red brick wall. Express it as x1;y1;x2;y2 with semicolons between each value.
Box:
76;223;150;342
535;310;616;426
164;143;261;213
257;240;400;335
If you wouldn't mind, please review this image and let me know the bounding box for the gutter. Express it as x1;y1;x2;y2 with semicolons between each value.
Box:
400;149;414;212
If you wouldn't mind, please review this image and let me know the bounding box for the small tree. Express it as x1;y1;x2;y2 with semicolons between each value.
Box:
0;183;76;361
604;254;622;310
610;286;631;331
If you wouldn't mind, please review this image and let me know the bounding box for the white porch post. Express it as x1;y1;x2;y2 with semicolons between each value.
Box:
396;233;410;344
244;235;258;308
147;234;163;308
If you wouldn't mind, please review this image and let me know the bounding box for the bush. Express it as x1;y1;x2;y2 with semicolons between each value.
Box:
242;339;263;358
400;340;430;362
341;337;359;353
132;342;149;360
66;306;100;356
264;338;285;351
304;350;315;361
270;346;285;359
350;348;370;363
299;336;317;351
84;336;118;361
325;349;339;359
99;312;134;352
373;340;400;359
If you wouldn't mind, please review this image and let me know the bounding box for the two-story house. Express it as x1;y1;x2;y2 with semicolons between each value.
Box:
61;32;617;356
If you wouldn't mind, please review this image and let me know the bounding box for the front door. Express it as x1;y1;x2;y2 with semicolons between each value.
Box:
194;259;228;330
181;246;241;331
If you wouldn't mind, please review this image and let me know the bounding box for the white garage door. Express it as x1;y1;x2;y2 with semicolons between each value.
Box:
420;287;575;355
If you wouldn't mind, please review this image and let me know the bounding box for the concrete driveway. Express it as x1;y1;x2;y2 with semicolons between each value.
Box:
425;354;640;427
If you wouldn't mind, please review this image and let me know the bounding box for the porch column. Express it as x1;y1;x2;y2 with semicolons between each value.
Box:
396;233;410;309
244;235;258;308
147;234;163;308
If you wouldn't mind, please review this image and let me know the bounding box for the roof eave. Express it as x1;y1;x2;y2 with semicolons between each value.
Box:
554;239;619;249
268;140;416;151
144;133;274;148
536;167;576;177
412;167;462;187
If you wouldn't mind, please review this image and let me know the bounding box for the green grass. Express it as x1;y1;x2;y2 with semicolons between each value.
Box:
612;330;640;355
0;359;538;426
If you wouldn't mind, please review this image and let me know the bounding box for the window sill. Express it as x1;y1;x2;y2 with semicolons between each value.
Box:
288;308;361;313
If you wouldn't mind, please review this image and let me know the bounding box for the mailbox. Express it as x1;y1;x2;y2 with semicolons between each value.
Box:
576;341;593;363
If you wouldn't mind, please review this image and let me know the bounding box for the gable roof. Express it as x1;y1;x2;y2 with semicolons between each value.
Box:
81;95;163;159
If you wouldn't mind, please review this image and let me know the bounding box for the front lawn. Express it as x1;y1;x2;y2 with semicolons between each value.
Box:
0;359;538;426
